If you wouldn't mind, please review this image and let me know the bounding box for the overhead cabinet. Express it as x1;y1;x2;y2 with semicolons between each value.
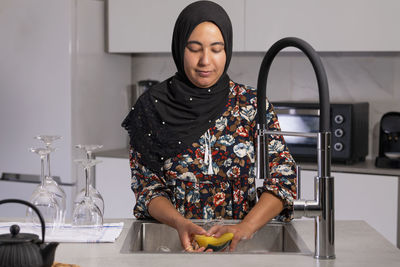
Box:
245;0;400;52
106;0;245;52
107;0;400;53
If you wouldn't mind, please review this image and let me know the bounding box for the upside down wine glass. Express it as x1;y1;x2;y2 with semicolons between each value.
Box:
27;148;61;228
34;135;66;224
72;159;103;228
74;144;104;215
75;144;103;160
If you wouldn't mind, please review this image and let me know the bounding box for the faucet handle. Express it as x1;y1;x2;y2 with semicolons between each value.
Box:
296;165;301;199
256;124;268;180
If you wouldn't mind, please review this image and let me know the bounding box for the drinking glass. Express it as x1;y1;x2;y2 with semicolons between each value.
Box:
75;144;103;160
74;144;104;215
72;159;103;228
27;148;61;228
34;135;66;224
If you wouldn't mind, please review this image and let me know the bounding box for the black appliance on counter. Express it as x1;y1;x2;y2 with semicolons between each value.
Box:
272;102;369;164
375;112;400;169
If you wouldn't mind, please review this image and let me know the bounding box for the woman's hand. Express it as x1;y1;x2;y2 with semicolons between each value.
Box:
148;197;212;252
206;193;283;252
175;218;212;252
206;221;255;252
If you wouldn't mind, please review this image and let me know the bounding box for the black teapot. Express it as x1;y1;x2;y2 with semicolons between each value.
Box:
0;199;59;267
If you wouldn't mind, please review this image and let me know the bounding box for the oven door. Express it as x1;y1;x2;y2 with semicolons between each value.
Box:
273;106;320;159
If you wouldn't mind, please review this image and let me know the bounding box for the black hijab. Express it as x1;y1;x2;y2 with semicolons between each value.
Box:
122;1;233;174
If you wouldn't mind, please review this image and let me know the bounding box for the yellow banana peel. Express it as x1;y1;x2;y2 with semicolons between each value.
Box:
194;232;234;251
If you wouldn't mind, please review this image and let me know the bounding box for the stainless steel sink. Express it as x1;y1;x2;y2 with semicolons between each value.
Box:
121;220;311;254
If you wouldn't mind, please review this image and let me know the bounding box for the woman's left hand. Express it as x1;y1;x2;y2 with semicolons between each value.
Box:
206;221;255;252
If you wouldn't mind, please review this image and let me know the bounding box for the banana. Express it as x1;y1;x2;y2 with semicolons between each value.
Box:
194;232;234;251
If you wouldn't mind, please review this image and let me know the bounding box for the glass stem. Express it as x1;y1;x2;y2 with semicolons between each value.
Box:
87;151;92;187
85;166;90;197
40;156;45;187
47;153;51;178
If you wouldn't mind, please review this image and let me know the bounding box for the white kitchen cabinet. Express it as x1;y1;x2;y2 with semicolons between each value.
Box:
0;0;130;184
106;0;245;52
245;0;400;52
0;0;131;214
108;0;400;53
299;170;399;247
96;156;134;219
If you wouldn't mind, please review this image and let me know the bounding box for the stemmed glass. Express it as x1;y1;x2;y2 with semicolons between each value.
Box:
75;144;103;160
27;148;61;228
72;159;103;228
74;144;105;215
34;135;66;224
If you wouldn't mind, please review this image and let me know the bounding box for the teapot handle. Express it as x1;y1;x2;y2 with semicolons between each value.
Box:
0;198;45;244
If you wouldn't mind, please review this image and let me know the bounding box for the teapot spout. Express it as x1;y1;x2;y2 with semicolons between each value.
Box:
41;242;59;267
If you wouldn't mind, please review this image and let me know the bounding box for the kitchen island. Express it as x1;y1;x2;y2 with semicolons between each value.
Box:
54;219;400;267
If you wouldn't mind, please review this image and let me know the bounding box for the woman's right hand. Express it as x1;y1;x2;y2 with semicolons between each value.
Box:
147;197;212;252
175;218;211;252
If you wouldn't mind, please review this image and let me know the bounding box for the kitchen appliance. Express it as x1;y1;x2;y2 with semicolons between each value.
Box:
130;79;159;107
272;102;369;164
375;112;400;168
0;199;59;267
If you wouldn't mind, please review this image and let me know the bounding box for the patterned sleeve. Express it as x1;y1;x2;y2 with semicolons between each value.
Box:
129;146;173;219
256;99;297;222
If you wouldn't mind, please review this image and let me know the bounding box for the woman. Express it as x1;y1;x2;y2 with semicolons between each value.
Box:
122;0;296;252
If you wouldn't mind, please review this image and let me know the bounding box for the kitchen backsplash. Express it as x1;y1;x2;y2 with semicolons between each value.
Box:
131;52;400;160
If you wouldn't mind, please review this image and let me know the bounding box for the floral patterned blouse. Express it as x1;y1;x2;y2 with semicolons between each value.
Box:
129;81;297;222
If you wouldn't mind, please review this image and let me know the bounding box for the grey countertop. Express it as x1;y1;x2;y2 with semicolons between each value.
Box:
95;148;400;177
53;219;400;267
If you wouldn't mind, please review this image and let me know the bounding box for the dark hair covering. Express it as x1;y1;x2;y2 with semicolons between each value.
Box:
122;1;233;174
171;0;233;78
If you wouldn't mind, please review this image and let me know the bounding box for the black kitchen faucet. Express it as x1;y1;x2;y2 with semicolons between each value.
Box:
255;37;335;259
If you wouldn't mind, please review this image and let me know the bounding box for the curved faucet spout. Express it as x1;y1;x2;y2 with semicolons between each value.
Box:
255;37;335;259
256;37;330;132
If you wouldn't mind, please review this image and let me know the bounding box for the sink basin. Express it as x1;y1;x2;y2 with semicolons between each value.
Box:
121;220;311;254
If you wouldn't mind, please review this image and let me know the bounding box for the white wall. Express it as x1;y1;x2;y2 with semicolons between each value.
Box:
0;0;131;214
0;0;73;183
130;52;400;160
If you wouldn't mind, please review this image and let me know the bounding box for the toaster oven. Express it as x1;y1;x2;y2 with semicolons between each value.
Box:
272;102;369;164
